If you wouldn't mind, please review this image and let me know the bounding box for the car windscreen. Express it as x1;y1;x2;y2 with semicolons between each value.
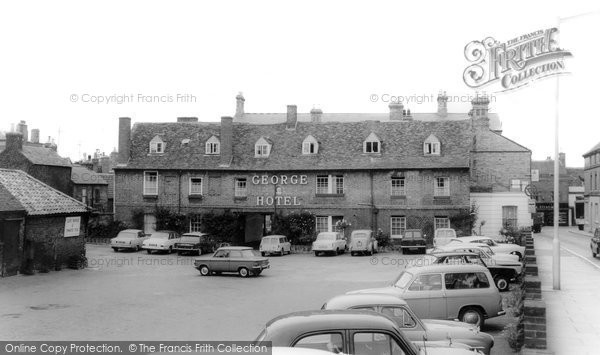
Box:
390;271;413;288
436;230;454;238
150;233;169;240
317;234;335;241
116;232;138;239
180;236;201;243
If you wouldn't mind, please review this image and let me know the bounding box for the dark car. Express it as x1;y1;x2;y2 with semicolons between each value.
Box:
194;246;269;277
428;251;519;292
322;294;494;354
591;228;600;258
174;232;216;255
255;310;475;355
400;229;427;254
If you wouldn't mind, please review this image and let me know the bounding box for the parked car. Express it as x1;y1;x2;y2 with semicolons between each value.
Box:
194;246;269;277
433;228;457;247
110;229;148;252
347;264;505;327
453;236;525;260
431;243;522;274
591;227;600;258
349;229;378;256
312;232;346;256
254;310;478;355
141;230;181;254
428;251;519;292
322;293;494;354
174;232;216;255
400;229;427;254
260;235;291;256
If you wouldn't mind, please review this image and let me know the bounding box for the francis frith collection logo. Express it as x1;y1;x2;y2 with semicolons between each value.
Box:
463;28;571;92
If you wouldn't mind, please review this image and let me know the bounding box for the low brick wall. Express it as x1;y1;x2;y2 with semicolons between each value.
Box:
522;235;549;351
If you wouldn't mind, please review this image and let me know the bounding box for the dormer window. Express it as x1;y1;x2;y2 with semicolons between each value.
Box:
363;132;381;154
302;135;319;155
205;136;220;155
423;134;441;155
149;135;165;154
255;137;271;158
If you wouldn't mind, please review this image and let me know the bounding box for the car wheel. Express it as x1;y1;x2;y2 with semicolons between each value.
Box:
168;247;173;254
261;252;266;257
459;307;484;328
177;251;183;256
238;267;249;278
351;251;356;256
280;249;284;257
136;245;141;251
336;248;340;255
112;247;118;252
366;248;373;256
199;265;210;276
314;251;319;256
593;250;597;258
146;250;152;254
495;275;510;292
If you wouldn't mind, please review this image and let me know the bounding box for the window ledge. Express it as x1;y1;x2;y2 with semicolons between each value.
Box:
315;193;345;197
234;196;248;201
433;195;451;199
189;194;204;199
143;194;158;199
391;195;407;199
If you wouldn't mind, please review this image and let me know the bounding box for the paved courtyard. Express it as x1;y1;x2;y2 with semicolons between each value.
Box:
0;244;512;354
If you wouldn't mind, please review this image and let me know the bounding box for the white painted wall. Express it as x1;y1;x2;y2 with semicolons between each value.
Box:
470;192;533;236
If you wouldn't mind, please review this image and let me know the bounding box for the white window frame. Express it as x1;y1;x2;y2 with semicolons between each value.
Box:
81;187;88;205
143;171;158;195
434;177;449;196
235;178;247;197
302;135;319;155
316;175;344;195
255;137;271;158
189;216;202;233
363;132;381;154
316;216;329;233
189;177;203;195
434;217;450;230
390;216;406;238
205;136;220;155
423;134;441;155
149;136;165;154
391;177;406;196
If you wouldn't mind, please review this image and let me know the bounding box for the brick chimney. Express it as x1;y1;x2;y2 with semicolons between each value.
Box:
559;152;566;167
177;117;198;123
469;94;490;129
30;129;40;143
437;91;448;117
118;117;131;164
16;120;28;142
389;102;404;120
235;93;245;119
5;132;23;151
99;156;111;173
220;116;233;166
310;108;323;123
286;105;297;130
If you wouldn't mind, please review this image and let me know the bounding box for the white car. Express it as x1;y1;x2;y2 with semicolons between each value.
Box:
433;228;457;247
260;235;292;256
142;230;181;254
110;229;148;252
434;243;523;274
312;232;346;256
452;236;525;260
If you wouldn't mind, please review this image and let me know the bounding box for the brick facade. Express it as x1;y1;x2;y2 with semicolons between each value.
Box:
583;145;600;231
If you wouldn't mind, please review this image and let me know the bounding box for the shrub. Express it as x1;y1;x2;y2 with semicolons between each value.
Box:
131;208;145;230
87;220;129;239
272;211;316;245
195;211;244;244
154;206;187;234
375;229;390;248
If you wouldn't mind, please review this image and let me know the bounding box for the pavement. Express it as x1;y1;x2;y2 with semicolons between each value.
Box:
534;227;600;355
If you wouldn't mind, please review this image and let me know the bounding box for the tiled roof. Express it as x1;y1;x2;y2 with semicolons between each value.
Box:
0;184;25;213
584;141;600;157
71;165;109;185
0;142;72;167
0;169;88;215
238;112;503;132
122;120;473;171
473;130;530;153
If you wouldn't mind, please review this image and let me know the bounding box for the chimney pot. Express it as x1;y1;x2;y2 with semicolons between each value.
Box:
286;105;297;130
310;107;323;123
235;92;245;119
16;120;28;142
437;91;448;117
30;128;40;143
389;102;404;120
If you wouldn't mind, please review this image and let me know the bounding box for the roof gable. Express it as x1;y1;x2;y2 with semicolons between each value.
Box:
473;130;530;152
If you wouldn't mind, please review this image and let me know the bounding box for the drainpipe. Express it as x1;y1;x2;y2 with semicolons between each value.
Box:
370;170;377;231
178;170;182;214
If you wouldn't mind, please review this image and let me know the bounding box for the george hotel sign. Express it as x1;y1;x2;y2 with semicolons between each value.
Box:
252;174;307;206
463;28;571;92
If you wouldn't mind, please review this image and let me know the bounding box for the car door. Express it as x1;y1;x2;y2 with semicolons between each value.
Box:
403;273;445;319
351;330;410;355
379;306;424;339
212;250;230;272
228;250;243;272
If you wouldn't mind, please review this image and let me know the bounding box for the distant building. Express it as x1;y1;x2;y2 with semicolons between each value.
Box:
531;154;584;226
114;93;532;242
0;169;89;277
0;131;72;195
71;165;110;212
583;142;600;232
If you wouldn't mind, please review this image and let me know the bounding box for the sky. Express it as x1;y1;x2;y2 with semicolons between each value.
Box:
0;0;599;167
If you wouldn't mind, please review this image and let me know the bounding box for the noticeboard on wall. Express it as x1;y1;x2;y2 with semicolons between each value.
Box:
64;216;81;237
